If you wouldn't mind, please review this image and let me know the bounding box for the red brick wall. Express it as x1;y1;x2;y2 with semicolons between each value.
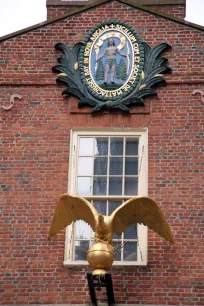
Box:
148;5;185;19
47;5;84;19
0;1;203;304
46;3;185;20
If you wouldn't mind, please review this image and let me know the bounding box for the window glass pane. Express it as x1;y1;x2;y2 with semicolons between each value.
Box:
124;224;137;239
113;241;121;261
108;200;122;215
109;177;122;195
75;220;91;240
126;138;138;155
93;177;107;195
108;200;122;239
77;177;92;196
94;157;108;175
95;137;108;156
93;200;106;215
79;138;93;156
90;240;94;246
125;157;138;175
78;157;93;176
75;241;89;261
113;233;121;240
124;177;138;195
123;242;137;261
110;138;123;156
109;157;123;175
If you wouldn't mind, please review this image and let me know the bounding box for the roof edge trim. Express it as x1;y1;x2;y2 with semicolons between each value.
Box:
47;0;185;5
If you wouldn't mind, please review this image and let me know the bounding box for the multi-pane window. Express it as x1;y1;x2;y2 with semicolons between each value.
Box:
64;129;148;266
77;137;139;197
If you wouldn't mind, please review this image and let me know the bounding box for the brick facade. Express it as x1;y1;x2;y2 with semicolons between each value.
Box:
0;0;203;304
47;5;84;19
46;0;185;20
147;5;185;19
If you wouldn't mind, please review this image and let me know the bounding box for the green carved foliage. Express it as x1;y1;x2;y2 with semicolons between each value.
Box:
52;34;171;113
52;42;86;98
118;42;172;107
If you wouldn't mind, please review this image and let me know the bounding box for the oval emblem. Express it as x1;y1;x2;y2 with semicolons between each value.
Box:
53;20;171;113
79;20;144;101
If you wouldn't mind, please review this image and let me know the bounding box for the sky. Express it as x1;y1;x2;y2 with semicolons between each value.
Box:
0;0;203;38
0;0;47;37
185;0;204;27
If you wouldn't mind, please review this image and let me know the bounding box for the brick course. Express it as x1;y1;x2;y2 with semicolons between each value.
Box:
0;1;203;304
46;3;185;20
147;5;185;19
47;5;84;19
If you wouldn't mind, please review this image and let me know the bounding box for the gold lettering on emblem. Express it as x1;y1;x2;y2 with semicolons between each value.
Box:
123;84;131;92
84;42;93;56
83;66;90;76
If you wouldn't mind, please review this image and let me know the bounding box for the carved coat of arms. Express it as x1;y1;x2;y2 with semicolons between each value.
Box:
53;20;171;113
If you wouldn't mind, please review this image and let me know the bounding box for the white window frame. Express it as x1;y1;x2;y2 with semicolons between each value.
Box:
64;128;148;266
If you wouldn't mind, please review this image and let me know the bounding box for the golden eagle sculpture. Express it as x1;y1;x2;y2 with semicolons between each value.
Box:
49;194;174;275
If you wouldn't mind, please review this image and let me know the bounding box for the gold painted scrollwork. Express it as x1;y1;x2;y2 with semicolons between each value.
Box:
94;31;126;59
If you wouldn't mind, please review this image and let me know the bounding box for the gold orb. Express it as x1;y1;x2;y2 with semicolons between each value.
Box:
87;242;115;274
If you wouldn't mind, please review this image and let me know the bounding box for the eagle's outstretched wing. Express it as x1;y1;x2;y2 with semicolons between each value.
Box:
110;196;174;244
48;194;99;238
